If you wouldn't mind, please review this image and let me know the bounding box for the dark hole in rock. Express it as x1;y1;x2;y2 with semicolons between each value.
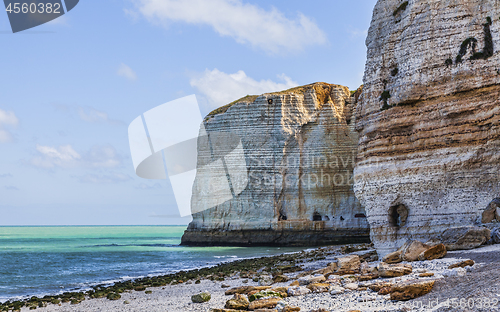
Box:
323;216;330;221
355;213;366;218
312;212;322;221
482;198;500;223
340;216;345;221
267;99;273;105
389;204;408;227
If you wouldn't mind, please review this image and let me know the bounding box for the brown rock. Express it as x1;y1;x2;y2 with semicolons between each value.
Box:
328;262;338;272
418;243;447;261
272;275;289;283
382;250;402;264
312;265;335;276
211;309;241;312
368;281;394;292
359;273;379;281
283;307;300;312
306;283;331;293
248;298;281;310
225;286;271;296
289;281;299;287
377;262;412;278
419;273;435;277
441;227;491;251
402;241;430;262
225;294;249;310
390;280;435;301
337;255;361;272
482;198;500;223
270;287;288;294
333;270;359;276
448;260;475;269
378;287;392;295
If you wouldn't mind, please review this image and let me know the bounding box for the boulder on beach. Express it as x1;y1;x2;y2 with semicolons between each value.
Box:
297;274;325;286
448;260;474;269
377;262;412;278
337;255;361;273
418;243;447;261
191;292;211;303
248;297;282;310
225;293;249;310
441;227;491;251
390;280;435;301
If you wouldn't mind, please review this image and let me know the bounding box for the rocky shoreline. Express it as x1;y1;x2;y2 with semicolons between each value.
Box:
3;242;499;312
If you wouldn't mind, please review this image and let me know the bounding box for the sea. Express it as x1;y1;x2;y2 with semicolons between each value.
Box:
0;226;304;302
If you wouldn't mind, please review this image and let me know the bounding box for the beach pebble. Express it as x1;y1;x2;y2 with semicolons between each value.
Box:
258;275;273;286
298;274;325;286
344;283;358;291
442;267;466;277
329;285;345;295
288;286;311;296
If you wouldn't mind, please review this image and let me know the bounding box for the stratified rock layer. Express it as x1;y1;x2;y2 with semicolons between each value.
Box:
354;0;500;256
182;83;369;246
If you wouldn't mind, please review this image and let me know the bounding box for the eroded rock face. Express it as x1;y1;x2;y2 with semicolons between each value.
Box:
182;83;369;246
354;0;500;256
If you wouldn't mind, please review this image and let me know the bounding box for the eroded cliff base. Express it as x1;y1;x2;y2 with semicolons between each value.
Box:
181;228;370;247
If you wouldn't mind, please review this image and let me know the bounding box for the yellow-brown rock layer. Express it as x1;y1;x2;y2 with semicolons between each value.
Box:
354;0;500;256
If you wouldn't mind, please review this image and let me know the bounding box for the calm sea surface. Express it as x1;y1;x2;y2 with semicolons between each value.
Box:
0;226;304;302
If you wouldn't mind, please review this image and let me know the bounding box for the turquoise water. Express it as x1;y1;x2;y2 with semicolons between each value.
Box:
0;226;303;302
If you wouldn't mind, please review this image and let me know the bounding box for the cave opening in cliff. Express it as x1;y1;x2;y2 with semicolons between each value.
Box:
389;204;408;227
312;212;322;221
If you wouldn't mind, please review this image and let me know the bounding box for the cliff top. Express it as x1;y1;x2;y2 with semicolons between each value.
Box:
206;82;354;119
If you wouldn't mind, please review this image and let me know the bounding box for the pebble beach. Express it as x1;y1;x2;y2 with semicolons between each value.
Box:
6;243;499;312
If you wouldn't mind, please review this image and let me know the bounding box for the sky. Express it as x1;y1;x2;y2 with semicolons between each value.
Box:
0;0;377;225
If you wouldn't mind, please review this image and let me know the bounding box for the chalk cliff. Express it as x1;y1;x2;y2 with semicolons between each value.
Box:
354;0;500;255
181;83;370;246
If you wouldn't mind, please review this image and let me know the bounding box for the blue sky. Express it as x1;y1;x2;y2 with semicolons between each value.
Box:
0;0;377;225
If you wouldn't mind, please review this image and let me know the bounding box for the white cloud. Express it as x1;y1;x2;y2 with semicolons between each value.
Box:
190;69;298;109
32;145;81;168
78;107;109;123
130;0;327;54
31;144;122;169
82;145;122;168
0;108;18;143
117;63;137;81
78;173;131;184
